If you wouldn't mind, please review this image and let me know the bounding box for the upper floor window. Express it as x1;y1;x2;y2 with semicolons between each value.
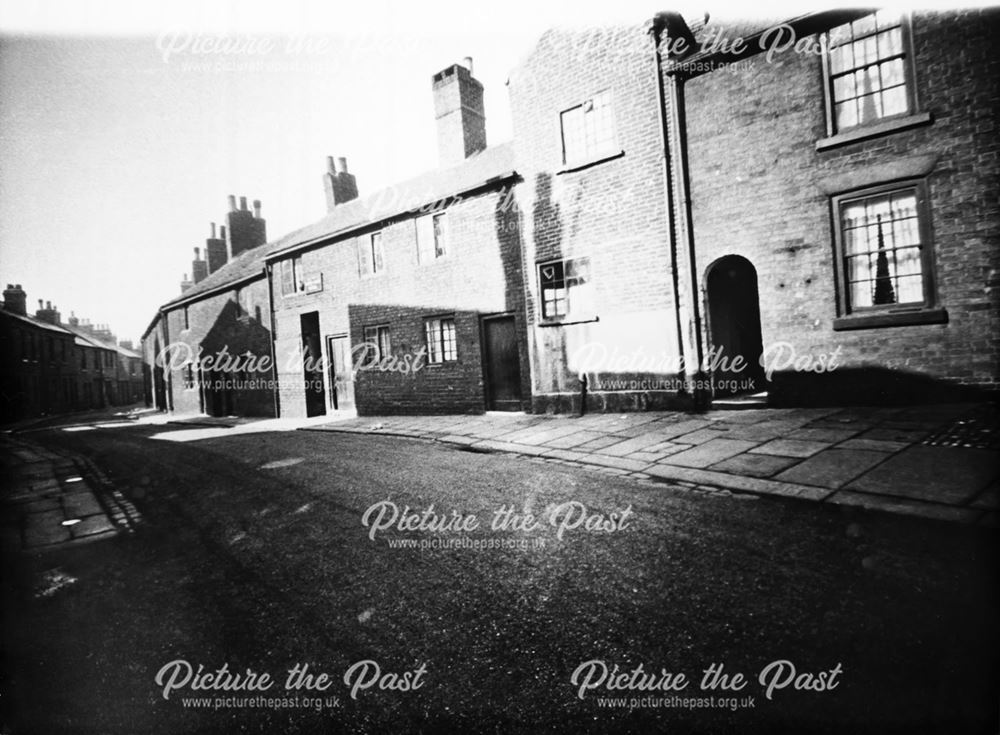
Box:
425;316;457;364
826;12;912;133
560;91;616;166
280;255;304;296
359;232;384;276
417;212;448;263
834;182;931;314
539;257;593;321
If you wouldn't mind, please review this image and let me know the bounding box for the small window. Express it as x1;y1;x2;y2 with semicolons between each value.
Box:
361;325;391;367
280;256;304;296
835;182;932;314
825;12;912;133
417;212;448;263
560;91;617;165
539;257;593;320
359;232;385;276
425;317;457;364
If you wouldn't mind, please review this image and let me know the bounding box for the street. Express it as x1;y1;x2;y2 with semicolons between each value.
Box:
2;420;998;734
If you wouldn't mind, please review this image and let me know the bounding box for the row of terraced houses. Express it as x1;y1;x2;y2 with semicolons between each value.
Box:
0;285;144;421
141;9;999;420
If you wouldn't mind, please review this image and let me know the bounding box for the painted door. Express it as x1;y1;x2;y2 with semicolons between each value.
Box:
482;316;522;411
327;335;355;411
300;312;327;417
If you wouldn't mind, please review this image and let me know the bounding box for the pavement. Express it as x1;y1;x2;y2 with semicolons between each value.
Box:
303;402;999;526
0;433;142;552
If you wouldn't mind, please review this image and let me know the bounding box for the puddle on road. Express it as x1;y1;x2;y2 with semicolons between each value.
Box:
34;568;78;599
258;458;305;470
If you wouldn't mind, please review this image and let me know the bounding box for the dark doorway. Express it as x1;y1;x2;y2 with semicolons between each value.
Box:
482;315;522;411
300;312;326;417
706;255;765;397
326;335;355;411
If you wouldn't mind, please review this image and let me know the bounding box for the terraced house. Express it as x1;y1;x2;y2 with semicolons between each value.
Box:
142;8;998;419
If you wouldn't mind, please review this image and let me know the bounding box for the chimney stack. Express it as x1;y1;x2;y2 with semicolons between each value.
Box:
226;195;267;259
432;58;487;167
192;246;208;284
206;220;228;274
2;284;27;316
68;311;79;327
35;299;61;325
180;273;193;293
323;155;359;212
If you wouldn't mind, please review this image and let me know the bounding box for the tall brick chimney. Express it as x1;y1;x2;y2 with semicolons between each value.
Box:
192;247;209;284
2;284;27;316
323;156;359;212
206;222;228;274
35;299;61;324
432;58;487;167
226;195;267;259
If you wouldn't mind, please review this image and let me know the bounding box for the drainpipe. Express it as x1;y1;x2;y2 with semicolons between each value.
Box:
265;263;281;419
649;18;687;399
651;13;710;411
161;309;173;412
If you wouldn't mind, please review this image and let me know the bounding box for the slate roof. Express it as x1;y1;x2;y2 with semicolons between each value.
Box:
159;142;517;310
0;309;73;335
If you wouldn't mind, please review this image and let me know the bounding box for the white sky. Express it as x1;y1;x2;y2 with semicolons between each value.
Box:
0;0;976;342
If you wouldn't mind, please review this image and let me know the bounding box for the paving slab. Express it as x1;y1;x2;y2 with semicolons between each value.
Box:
63;492;104;518
710;453;802;478
846;446;998;505
705;423;788;442
654;419;716;439
749;439;829;458
857;427;931;443
837;438;908;453
596;432;683;457
671;428;729;445
574;435;632;451
70;515;117;538
787;427;862;443
659;439;760;469
23;514;72;547
540;430;609;450
773;449;889;489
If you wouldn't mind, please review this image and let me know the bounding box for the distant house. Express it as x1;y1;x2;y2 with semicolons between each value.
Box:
0;285;143;421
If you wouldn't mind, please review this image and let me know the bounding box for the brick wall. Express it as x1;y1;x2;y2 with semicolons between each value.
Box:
161;278;276;417
271;182;530;418
683;9;1000;403
508;26;691;413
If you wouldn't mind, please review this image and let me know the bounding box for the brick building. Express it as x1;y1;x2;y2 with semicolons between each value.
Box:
266;62;529;418
0;285;143;422
669;9;1000;404
144;196;276;417
507;9;998;410
142;10;998;418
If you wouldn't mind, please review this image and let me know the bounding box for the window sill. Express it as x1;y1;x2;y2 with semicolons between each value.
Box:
557;150;624;175
538;315;599;328
816;112;932;151
832;306;948;331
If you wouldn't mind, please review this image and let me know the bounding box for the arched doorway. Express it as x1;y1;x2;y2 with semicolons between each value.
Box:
705;255;765;397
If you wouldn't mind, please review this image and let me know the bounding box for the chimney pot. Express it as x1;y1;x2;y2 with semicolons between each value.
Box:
463;56;473;74
253;199;261;218
239;196;248;210
210;222;217;238
38;299;43;308
227;195;237;212
326;156;336;174
46;300;51;309
335;157;348;174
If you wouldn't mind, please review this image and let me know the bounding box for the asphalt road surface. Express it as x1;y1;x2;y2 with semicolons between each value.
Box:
2;421;997;734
